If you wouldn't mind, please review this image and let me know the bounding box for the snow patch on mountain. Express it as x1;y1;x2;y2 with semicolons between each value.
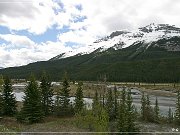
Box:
50;24;180;61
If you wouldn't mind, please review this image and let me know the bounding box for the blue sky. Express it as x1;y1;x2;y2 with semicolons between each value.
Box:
0;0;180;67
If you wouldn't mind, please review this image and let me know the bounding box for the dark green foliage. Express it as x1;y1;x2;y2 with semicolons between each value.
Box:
40;71;53;116
106;89;114;121
117;88;127;133
140;93;154;122
0;39;180;83
175;90;180;125
95;106;109;133
2;76;17;116
75;108;109;133
154;97;160;123
145;95;154;122
92;90;100;116
117;88;138;134
140;92;146;121
146;95;154;122
168;107;173;124
76;90;108;133
91;90;109;132
18;74;44;123
55;72;73;116
74;82;84;113
114;86;118;119
0;94;3;116
126;89;137;133
0;74;3;92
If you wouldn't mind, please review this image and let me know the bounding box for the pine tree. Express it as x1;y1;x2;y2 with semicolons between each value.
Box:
55;72;71;116
106;89;114;121
126;89;137;132
154;97;160;123
74;82;84;113
168;107;173;124
175;90;180;125
18;74;44;123
95;106;109;134
92;90;100;116
102;93;105;107
146;94;154;122
2;76;17;116
141;92;155;122
0;94;3;116
117;88;127;133
0;74;3;92
40;71;53;116
114;86;118;119
91;90;109;133
141;92;147;121
117;88;138;134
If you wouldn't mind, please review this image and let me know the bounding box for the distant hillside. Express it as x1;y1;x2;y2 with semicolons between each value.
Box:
50;23;180;61
0;37;180;83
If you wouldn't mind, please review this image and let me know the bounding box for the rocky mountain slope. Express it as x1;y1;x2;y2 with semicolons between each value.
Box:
50;23;180;61
0;23;180;82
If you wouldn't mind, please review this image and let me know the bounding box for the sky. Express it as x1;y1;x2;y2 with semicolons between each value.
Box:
0;0;180;68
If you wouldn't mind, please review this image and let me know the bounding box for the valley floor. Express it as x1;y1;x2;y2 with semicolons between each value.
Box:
0;116;180;135
2;82;180;134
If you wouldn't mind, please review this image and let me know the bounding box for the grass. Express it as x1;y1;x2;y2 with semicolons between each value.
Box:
0;116;87;134
53;83;107;98
2;82;180;134
51;82;180;98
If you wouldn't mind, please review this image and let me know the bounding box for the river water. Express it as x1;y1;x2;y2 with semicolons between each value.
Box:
14;91;176;116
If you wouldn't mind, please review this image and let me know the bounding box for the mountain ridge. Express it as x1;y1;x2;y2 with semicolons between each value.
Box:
0;23;180;82
50;23;180;61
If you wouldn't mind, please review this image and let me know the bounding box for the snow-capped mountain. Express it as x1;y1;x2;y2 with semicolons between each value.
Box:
50;23;180;61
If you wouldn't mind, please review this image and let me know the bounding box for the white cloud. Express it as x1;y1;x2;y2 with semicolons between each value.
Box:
0;0;57;35
58;29;95;45
0;34;35;49
0;34;72;67
1;0;180;35
1;0;180;67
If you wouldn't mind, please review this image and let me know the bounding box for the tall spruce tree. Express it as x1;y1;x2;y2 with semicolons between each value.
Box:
95;106;109;133
117;88;138;134
74;82;84;113
0;74;3;92
40;71;53;116
91;90;109;133
117;88;127;133
55;72;71;116
154;97;160;123
141;92;147;121
126;89;137;132
141;93;154;122
168;107;173;124
114;86;118;120
19;74;44;123
2;76;17;116
0;94;3;116
175;90;180;125
92;90;100;116
146;94;154;122
106;89;114;121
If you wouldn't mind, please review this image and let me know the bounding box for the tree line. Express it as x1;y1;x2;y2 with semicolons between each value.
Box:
0;72;180;134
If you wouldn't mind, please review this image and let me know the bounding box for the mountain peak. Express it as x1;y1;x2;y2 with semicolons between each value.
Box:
50;23;180;61
139;23;180;33
109;30;130;38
